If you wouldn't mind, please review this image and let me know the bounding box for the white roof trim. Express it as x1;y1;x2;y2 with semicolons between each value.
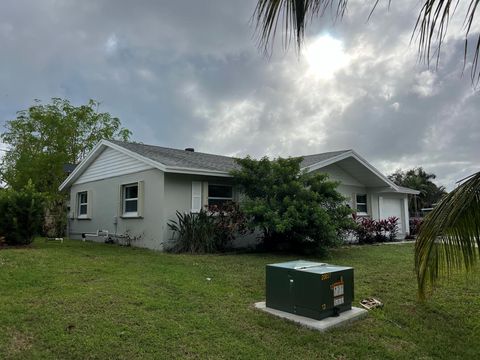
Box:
301;150;406;193
59;140;232;191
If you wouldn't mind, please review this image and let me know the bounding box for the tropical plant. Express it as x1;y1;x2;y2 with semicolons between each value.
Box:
231;156;354;253
389;167;447;216
167;205;248;253
167;211;218;253
0;181;45;246
415;171;480;299
353;215;399;244
253;0;480;83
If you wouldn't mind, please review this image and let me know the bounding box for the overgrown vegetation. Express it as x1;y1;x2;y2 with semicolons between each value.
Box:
0;239;479;359
0;98;132;237
167;203;248;253
0;181;45;246
231;156;354;253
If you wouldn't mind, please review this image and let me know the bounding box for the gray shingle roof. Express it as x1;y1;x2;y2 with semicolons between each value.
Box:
109;140;238;172
109;140;350;173
299;150;351;168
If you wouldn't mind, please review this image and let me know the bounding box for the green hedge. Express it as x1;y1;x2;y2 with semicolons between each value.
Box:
0;181;45;245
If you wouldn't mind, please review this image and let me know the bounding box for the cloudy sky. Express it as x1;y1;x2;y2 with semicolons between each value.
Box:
0;0;478;190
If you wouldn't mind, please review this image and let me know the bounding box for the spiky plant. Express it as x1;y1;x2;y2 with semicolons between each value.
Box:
415;172;480;299
253;0;480;84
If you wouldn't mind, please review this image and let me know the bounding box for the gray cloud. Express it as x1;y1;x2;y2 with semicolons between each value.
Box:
0;0;478;190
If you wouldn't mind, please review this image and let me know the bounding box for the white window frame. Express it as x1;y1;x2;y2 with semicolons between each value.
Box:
77;191;88;219
207;184;233;207
123;183;139;217
356;194;368;215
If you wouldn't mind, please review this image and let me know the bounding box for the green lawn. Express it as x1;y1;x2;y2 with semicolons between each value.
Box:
0;240;479;359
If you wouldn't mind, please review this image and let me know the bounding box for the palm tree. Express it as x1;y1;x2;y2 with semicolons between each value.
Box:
253;0;480;297
415;172;480;299
389;168;447;215
253;0;480;83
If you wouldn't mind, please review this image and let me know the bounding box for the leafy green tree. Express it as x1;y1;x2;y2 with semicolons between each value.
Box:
1;98;131;193
389;167;447;215
231;156;353;253
0;98;132;236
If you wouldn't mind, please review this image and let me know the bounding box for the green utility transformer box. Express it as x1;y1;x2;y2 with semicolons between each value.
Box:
266;260;354;320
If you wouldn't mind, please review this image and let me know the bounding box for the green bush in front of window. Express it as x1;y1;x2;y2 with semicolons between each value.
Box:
231;156;355;254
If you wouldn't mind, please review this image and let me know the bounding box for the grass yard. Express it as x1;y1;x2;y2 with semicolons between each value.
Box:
0;240;479;359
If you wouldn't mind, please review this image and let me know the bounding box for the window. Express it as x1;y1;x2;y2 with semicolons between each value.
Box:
78;191;88;217
356;194;368;214
123;184;138;215
208;184;233;207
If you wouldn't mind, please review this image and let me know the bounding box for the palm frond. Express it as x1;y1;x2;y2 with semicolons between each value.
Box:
253;0;347;54
415;171;480;299
413;0;480;85
253;0;479;84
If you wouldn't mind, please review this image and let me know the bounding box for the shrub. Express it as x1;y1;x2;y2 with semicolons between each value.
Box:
409;217;423;236
167;211;216;253
0;181;45;245
231;156;354;254
205;202;249;247
353;215;399;244
167;204;248;253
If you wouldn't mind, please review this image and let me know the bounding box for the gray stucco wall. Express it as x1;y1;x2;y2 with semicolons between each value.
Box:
162;173;237;248
69;168;165;250
68;164;410;250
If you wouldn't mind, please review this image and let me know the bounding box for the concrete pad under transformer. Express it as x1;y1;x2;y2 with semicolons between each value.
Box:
254;301;368;332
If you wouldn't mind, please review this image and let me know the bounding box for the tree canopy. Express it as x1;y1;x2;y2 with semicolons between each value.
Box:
389;167;447;215
0;98;132;194
231;156;353;253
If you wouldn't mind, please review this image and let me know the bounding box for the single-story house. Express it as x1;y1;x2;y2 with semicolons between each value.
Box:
59;140;419;250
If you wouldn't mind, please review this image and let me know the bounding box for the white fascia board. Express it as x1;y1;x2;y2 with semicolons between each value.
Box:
300;151;354;172
302;150;400;191
396;187;421;195
164;167;231;177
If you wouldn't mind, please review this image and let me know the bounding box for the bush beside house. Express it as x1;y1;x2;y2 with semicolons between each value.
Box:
352;215;400;244
167;203;248;253
231;156;354;254
0;181;45;246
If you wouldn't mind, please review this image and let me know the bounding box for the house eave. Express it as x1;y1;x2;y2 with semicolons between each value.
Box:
301;150;401;191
